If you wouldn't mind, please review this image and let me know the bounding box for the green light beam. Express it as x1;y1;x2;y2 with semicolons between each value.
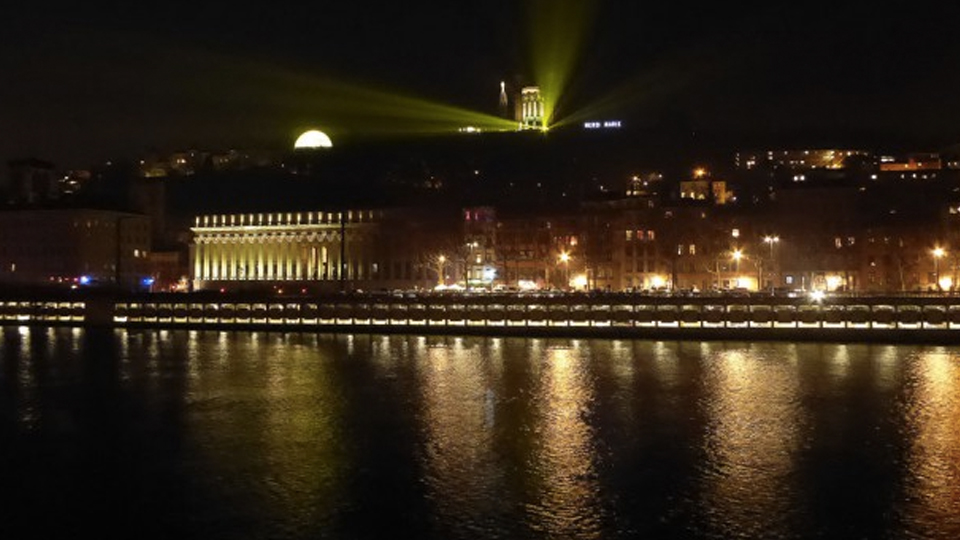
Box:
145;45;520;141
528;0;597;128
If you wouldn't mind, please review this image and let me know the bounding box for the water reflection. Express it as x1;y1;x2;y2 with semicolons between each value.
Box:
874;345;899;391
414;337;503;537
4;328;960;539
902;349;960;535
180;331;349;538
14;326;39;429
527;342;603;538
701;345;803;538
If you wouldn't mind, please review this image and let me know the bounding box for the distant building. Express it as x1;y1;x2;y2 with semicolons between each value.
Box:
495;215;556;289
871;153;946;183
626;173;663;198
579;197;740;292
463;207;498;288
59;169;92;196
6;158;58;204
139;148;282;178
878;152;941;172
138;149;209;178
0;208;151;289
515;86;544;130
735;149;870;171
679;169;734;205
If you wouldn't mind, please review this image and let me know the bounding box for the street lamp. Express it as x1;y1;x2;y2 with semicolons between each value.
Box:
558;251;571;290
763;235;779;258
731;249;743;289
933;247;946;291
763;235;779;292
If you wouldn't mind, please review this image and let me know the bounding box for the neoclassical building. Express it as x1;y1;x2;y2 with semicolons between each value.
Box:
191;209;404;291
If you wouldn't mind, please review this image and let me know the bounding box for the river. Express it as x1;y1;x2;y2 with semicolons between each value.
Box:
1;326;958;539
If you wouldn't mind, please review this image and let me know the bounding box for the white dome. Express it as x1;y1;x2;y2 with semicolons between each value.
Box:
294;129;333;149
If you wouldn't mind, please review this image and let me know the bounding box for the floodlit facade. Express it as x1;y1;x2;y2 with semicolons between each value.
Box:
515;86;545;130
189;209;441;292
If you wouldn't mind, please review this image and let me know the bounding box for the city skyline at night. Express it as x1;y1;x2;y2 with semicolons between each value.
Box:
6;5;960;539
3;2;960;168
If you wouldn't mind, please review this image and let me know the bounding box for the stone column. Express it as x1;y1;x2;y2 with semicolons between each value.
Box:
195;241;204;280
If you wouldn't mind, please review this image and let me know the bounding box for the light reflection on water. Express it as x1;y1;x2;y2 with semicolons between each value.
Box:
3;328;960;539
15;326;39;429
175;330;351;538
414;336;503;537
700;345;803;538
902;349;960;536
529;342;602;538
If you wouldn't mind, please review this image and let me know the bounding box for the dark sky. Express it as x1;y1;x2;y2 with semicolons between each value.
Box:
4;1;960;169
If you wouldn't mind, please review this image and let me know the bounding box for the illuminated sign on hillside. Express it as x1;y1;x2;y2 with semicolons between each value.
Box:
583;120;622;129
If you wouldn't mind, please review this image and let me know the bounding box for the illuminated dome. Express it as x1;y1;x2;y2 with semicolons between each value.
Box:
294;129;333;149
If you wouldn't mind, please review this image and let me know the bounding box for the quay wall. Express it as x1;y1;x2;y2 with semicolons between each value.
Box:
4;292;960;344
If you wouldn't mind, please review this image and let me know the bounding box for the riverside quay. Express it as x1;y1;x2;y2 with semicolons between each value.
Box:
7;290;960;343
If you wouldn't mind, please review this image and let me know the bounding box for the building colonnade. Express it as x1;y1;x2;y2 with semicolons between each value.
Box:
190;211;382;289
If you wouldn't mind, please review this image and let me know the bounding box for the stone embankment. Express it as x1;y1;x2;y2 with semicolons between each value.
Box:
5;289;960;343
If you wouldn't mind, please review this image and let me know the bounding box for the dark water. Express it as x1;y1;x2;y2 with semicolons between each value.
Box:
1;327;959;539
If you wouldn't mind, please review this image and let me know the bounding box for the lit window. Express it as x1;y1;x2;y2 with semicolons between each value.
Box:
689;244;696;255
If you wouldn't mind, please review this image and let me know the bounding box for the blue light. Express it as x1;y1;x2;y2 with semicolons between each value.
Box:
78;275;91;285
141;277;155;287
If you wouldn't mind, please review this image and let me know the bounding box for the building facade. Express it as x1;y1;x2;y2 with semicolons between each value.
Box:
0;208;151;289
190;209;444;292
516;86;545;130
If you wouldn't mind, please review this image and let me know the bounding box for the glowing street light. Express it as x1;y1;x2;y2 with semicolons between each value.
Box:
763;235;780;258
933;247;946;291
763;235;780;293
732;248;743;270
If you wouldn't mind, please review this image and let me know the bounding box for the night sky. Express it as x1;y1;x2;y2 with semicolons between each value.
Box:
4;1;960;169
